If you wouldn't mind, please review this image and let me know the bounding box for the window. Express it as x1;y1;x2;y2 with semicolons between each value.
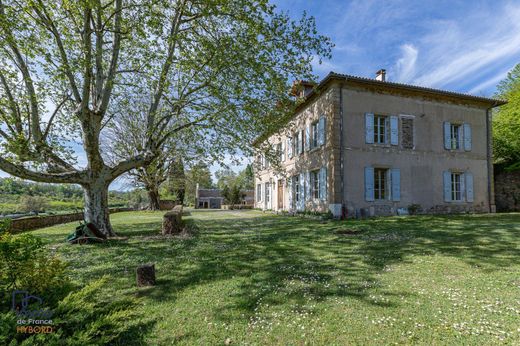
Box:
256;184;261;202
265;183;270;203
401;117;414;149
311;121;319;149
277;142;284;162
374;168;388;200
294;175;300;202
310;170;319;199
374;115;389;144
450;124;461;150
451;173;462;201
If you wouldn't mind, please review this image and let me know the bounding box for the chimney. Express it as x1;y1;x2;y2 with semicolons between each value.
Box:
375;69;386;82
290;80;315;98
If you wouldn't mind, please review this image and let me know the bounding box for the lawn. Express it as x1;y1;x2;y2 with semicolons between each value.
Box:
32;210;520;345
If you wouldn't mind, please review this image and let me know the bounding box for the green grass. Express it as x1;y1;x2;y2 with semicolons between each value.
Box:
32;210;520;345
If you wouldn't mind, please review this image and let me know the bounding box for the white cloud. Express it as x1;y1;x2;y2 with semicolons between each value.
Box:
393;44;418;83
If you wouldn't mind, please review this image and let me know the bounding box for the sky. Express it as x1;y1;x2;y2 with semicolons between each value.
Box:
2;0;520;190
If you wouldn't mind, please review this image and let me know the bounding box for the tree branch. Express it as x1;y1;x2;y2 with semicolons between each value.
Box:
0;156;86;184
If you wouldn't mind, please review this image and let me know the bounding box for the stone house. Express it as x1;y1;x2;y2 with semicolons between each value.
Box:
195;184;255;209
254;70;506;218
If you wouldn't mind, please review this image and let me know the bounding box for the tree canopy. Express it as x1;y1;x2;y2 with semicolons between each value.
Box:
0;0;332;235
493;63;520;169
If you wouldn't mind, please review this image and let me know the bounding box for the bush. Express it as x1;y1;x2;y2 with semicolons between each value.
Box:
0;233;69;306
407;204;422;215
18;196;49;214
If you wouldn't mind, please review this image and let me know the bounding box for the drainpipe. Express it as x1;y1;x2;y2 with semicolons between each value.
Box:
486;104;497;213
339;84;345;218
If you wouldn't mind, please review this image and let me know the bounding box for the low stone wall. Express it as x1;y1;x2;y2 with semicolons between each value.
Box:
222;204;254;210
495;169;520;212
159;200;180;210
9;207;133;233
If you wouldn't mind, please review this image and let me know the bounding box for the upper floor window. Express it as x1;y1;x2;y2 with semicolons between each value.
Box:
444;122;472;151
365;113;398;145
294;130;304;155
311;121;319;149
450;124;461;150
374;115;389;144
277;142;284;162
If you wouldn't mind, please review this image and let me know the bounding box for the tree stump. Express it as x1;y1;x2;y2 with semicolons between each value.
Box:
162;205;183;235
136;264;156;287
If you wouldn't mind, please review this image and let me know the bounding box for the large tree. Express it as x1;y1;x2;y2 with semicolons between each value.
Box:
493;63;520;168
0;0;332;236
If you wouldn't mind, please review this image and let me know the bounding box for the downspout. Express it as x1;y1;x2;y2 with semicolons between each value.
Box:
339;83;345;218
486;103;497;213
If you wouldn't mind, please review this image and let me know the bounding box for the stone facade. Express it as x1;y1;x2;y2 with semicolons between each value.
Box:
254;72;504;218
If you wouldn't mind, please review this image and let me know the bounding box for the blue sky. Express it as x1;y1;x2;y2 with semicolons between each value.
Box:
275;0;520;96
2;0;520;189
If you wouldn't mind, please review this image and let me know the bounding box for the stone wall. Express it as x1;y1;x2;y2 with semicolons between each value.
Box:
9;207;133;233
495;169;520;212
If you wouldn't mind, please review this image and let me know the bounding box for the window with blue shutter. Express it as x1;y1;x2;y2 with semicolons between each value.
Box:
287;178;293;209
465;172;474;202
463;123;472;151
305;171;310;201
287;138;293;158
319;166;327;200
390;116;398;145
365;166;374;201
391;168;400;201
365;113;374;144
443;171;451;202
460;172;466;202
443;122;451;150
318;116;326;146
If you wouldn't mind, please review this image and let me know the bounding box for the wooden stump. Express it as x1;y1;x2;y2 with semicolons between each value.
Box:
162;205;183;235
136;264;156;287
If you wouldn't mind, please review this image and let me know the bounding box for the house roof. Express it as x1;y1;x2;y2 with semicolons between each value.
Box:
253;71;507;146
197;189;223;198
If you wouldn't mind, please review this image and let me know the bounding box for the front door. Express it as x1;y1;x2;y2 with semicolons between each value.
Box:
277;180;284;210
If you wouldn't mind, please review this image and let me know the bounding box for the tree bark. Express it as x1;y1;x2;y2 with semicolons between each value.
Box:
147;187;161;211
83;180;115;237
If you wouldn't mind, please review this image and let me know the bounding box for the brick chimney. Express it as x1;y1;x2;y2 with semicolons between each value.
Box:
290;80;315;98
375;69;386;82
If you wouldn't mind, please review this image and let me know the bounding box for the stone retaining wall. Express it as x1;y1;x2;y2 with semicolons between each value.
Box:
9;207;134;233
495;169;520;212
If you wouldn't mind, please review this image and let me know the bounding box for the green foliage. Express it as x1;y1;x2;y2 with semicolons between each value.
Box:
493;63;520;167
407;203;422;215
0;233;68;303
0;218;10;234
184;161;214;205
18;196;49;214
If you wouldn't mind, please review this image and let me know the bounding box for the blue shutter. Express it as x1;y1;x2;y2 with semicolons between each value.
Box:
305;171;310;201
463;123;472;151
465;172;474;202
318;116;326;146
288;178;293;209
390;116;398;145
319;166;327;200
443;122;451;150
365;113;374;144
305;125;310;151
287;138;293;158
391;168;400;201
460;173;466;202
365;166;374;201
443;171;451;202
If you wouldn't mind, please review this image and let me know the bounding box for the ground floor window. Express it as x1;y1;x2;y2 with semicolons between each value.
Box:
310;170;319;199
256;184;261;202
293;175;300;202
451;173;462;201
265;183;270;203
374;168;388;200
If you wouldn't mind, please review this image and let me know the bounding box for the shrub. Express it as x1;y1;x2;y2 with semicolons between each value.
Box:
407;204;422;215
18;196;49;214
0;233;68;308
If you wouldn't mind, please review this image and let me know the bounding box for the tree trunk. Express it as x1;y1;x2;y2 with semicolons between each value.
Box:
148;187;161;211
83;181;115;237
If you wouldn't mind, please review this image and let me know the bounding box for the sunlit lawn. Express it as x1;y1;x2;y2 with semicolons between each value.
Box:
32;210;520;345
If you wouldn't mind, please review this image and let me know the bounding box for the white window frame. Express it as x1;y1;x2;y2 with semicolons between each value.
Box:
450;124;461;150
310;170;319;199
311;121;319;149
451;172;462;201
374;115;389;144
374;168;389;200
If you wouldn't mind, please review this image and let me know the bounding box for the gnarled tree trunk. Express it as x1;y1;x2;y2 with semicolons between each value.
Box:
83;179;114;237
147;187;161;211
